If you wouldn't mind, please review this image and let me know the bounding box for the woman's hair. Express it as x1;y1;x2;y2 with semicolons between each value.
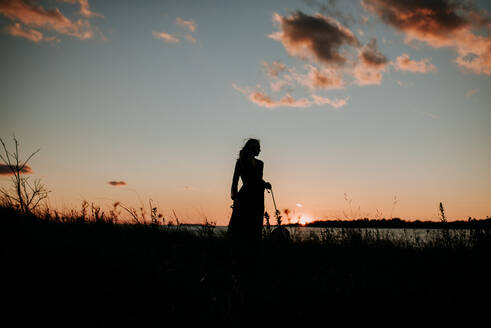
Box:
239;138;260;160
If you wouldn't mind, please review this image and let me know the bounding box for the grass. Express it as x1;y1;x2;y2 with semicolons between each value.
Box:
1;204;490;325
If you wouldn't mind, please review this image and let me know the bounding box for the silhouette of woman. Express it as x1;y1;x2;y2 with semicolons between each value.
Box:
228;138;272;242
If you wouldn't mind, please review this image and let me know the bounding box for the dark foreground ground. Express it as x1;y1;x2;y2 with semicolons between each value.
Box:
1;206;490;326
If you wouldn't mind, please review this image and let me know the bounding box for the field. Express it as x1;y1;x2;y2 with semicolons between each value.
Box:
2;205;490;325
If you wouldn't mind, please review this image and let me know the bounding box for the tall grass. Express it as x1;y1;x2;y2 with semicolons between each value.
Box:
1;202;490;324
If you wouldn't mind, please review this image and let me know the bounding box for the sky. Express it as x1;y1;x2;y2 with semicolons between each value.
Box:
1;0;490;225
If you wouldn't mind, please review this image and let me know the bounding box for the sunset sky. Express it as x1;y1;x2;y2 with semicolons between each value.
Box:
1;0;490;224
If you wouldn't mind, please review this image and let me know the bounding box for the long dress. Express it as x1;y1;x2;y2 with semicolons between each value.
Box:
227;158;265;242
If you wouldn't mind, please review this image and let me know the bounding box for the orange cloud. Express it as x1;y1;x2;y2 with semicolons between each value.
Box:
232;84;348;109
362;0;491;75
311;94;349;109
0;163;33;175
262;61;287;78
249;91;311;109
176;17;196;33
393;54;436;73
153;17;197;44
269;78;293;92
108;181;127;186
292;65;345;90
353;39;388;85
353;65;384;85
0;0;97;41
269;11;359;66
6;22;44;42
360;39;388;68
58;0;103;18
362;0;469;43
152;31;180;43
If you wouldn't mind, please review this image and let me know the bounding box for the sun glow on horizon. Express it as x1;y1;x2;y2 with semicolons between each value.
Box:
297;215;314;226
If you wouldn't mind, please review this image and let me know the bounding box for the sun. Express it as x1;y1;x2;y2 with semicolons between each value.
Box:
298;215;313;226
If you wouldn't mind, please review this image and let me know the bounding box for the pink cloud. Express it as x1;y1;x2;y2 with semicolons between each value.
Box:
262;61;287;78
292;65;345;90
270;79;292;92
176;17;196;33
362;0;491;75
232;84;348;109
311;94;349;109
153;17;197;44
249;91;311;109
152;31;180;43
353;65;384;85
0;0;98;41
0;163;33;176
362;0;469;44
393;54;436;73
353;39;388;85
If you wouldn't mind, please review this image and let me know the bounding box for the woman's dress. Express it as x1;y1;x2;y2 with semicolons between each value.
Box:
228;158;265;242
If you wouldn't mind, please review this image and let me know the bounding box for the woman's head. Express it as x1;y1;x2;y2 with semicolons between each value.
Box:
239;138;260;159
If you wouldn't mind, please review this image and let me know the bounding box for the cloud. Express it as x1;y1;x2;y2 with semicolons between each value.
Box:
0;163;33;175
270;79;292;92
185;34;196;43
465;88;479;98
359;39;388;68
362;0;491;75
153;17;197;44
0;0;99;41
452;33;491;75
249;91;311;109
269;11;359;66
262;61;344;91
262;60;287;78
307;66;344;89
152;31;180;43
108;181;127;186
353;65;384;85
393;53;436;73
176;17;196;33
311;94;349;108
6;22;44;42
58;0;103;18
233;83;310;109
261;61;295;92
353;39;388;85
362;0;469;44
232;84;348;109
293;65;345;90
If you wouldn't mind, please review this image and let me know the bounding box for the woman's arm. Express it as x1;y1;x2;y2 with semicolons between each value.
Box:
231;160;240;200
260;161;272;190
